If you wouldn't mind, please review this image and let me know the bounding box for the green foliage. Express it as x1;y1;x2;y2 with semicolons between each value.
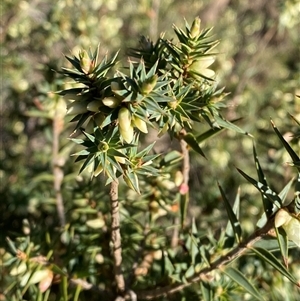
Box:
57;20;235;196
1;1;300;301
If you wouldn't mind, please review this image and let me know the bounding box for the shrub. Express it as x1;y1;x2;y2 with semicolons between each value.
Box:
3;17;299;301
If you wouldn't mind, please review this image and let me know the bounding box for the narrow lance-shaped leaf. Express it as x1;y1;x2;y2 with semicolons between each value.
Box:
221;266;265;301
279;177;295;207
257;177;295;228
289;113;300;126
6;237;18;254
218;183;242;243
224;187;241;248
201;282;213;301
196;126;225;144
274;226;289;268
163;252;175;276
183;133;206;158
251;247;299;286
295;173;300;214
123;171;140;194
185;234;199;265
237;168;282;209
253;143;273;218
271;119;300;172
214;114;253;137
78;154;95;175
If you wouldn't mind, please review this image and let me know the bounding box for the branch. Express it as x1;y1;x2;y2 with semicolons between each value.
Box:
110;180;126;294
179;129;190;190
171;130;190;248
52;100;66;227
136;217;275;300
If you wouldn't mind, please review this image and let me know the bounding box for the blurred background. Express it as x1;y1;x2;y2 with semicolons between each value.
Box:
1;0;299;262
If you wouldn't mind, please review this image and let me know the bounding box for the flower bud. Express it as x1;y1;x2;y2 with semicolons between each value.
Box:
119;124;134;143
79;50;93;74
133;116;148;133
118;107;132;131
27;269;50;285
190;17;201;38
66;101;88;115
275;209;292;228
118;107;134;143
189;57;215;78
87;99;103;112
102;96;121;108
10;262;27;276
38;270;53;293
174;171;184;187
282;217;300;247
275;209;300;247
141;74;158;95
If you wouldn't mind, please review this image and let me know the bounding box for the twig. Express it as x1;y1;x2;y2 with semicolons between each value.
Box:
110;180;126;294
136;217;275;300
171;130;190;248
52;100;66;227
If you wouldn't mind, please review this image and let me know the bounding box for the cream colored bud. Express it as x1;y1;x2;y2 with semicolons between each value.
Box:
141;74;158;95
190;17;201;38
118;107;134;143
119;124;134;143
174;171;184;187
66;101;88;115
27;269;50;285
282;217;300;247
38;270;53;293
118;107;132;131
133;116;148;133
87;99;103;112
275;209;300;247
189;57;215;78
10;262;27;276
275;209;292;228
79;50;92;74
102;97;121;108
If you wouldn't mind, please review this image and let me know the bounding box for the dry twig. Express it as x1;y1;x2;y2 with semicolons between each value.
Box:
110;180;126;294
